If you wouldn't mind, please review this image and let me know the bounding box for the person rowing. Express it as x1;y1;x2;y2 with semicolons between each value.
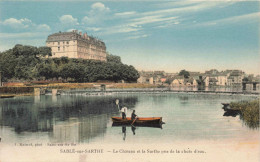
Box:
131;110;138;125
131;110;137;120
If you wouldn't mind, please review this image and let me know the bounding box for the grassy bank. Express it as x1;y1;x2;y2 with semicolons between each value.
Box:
230;99;259;128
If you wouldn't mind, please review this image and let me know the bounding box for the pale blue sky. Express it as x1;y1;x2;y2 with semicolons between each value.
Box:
0;1;259;74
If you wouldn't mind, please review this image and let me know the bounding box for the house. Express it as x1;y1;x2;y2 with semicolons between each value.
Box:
226;70;244;86
209;77;218;86
193;79;198;86
171;76;185;86
137;70;167;84
217;74;228;86
160;78;167;84
205;69;219;75
137;75;154;84
184;77;195;86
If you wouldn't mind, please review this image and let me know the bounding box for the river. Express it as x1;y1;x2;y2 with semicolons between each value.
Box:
0;92;259;161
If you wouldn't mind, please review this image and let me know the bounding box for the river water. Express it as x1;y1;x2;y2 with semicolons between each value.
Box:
0;93;258;145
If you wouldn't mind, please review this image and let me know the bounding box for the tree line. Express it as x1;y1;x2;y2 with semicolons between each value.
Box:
0;44;140;82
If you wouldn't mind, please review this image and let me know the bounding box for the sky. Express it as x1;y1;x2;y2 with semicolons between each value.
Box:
0;1;259;74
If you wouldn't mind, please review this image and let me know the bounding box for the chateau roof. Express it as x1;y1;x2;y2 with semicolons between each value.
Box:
46;31;105;48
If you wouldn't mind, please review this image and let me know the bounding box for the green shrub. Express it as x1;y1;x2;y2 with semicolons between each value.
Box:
230;100;259;128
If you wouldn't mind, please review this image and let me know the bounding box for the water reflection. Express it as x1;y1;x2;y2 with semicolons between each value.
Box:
122;126;136;141
131;125;136;135
0;95;138;143
122;126;126;140
0;93;258;144
112;124;162;141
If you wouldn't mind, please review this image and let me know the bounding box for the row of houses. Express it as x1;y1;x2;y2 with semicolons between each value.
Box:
137;69;259;87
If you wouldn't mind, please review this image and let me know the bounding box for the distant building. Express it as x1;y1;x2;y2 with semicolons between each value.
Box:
205;69;219;75
171;76;185;86
165;73;177;77
171;76;197;87
227;70;244;86
192;79;198;86
46;30;107;61
160;78;167;83
137;71;167;84
216;75;227;86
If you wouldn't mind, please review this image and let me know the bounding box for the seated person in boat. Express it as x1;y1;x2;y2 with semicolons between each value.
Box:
121;106;127;119
131;110;137;120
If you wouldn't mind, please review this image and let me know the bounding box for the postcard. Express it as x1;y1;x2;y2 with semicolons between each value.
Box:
0;1;259;162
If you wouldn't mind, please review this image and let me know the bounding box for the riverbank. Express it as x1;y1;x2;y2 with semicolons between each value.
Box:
230;100;259;128
2;82;158;89
1;82;260;97
0;86;34;97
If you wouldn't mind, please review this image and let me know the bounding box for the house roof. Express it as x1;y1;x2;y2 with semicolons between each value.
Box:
46;31;105;48
174;75;185;80
209;78;218;82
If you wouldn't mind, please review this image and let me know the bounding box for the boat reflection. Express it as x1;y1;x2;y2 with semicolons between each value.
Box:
113;123;163;141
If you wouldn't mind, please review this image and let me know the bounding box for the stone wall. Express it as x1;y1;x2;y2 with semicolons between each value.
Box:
0;87;34;94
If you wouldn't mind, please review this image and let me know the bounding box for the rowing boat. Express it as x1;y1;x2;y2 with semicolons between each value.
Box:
112;122;163;128
111;117;162;125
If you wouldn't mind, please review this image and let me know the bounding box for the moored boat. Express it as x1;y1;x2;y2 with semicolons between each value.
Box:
0;95;15;98
111;117;162;125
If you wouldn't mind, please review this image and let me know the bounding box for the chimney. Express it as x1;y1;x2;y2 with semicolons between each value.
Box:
84;33;87;38
79;32;82;36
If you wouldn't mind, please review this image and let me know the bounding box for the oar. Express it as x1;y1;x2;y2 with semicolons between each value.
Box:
131;116;138;125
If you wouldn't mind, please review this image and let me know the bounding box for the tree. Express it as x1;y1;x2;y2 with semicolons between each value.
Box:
242;77;249;82
37;63;53;80
0;49;17;80
0;45;140;83
38;46;52;57
107;54;122;64
179;69;190;78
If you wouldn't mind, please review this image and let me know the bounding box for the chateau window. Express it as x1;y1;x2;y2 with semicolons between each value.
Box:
67;41;69;44
58;47;60;51
63;46;65;51
58;42;60;45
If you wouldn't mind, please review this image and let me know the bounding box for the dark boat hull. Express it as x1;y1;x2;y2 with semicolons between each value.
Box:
0;95;15;98
111;117;162;125
112;122;162;128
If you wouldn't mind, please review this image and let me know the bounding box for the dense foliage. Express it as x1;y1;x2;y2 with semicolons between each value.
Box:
230;100;259;128
0;44;139;82
178;69;190;78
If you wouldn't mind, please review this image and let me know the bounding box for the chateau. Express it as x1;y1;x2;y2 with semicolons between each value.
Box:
46;30;107;61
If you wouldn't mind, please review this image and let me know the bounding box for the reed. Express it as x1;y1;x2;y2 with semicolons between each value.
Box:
230;99;259;128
